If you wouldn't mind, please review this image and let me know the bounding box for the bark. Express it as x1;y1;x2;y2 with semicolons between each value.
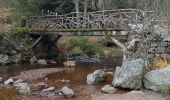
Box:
98;0;104;10
84;0;88;13
73;0;79;13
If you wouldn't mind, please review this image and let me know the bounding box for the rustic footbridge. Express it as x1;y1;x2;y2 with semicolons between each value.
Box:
25;9;163;54
26;9;160;36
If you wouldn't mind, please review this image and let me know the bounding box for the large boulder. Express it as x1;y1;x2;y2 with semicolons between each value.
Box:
14;83;31;94
61;86;75;99
112;59;144;89
144;65;170;92
87;70;107;84
101;85;117;94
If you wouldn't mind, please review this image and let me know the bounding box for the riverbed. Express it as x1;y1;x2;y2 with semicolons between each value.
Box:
0;56;123;100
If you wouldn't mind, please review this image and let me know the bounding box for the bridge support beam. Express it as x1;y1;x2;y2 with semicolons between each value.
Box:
31;35;43;49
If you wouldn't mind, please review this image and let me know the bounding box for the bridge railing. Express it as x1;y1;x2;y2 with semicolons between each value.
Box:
25;9;163;32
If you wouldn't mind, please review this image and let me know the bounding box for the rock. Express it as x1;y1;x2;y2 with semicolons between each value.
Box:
63;61;76;67
87;70;107;84
57;79;70;83
31;82;48;91
0;54;9;65
106;72;114;76
44;78;48;81
166;47;170;54
4;78;14;85
61;86;75;99
14;79;24;85
48;60;57;64
144;65;170;92
74;55;100;63
14;83;31;94
37;59;47;65
112;59;144;89
154;25;168;35
42;87;55;92
29;56;37;64
0;77;3;83
101;85;117;94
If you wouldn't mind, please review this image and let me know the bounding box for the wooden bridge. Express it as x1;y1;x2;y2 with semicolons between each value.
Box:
24;9;165;55
26;9;160;37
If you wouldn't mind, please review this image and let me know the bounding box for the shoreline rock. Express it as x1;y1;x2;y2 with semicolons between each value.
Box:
101;85;117;94
87;70;107;84
144;65;170;93
14;82;31;94
112;59;144;89
61;86;75;99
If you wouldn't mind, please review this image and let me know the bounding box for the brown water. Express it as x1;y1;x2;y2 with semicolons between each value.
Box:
0;56;124;100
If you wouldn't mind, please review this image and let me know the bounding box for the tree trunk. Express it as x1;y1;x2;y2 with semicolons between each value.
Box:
84;0;88;13
74;0;79;13
98;0;104;10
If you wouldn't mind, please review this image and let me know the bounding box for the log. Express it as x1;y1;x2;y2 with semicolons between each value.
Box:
31;36;43;49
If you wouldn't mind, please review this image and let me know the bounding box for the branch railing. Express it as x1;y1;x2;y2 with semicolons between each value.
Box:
25;9;164;32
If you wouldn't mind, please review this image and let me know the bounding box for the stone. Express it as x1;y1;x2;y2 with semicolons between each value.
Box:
48;60;57;64
166;47;170;54
63;61;76;67
74;55;100;63
37;59;47;65
87;70;107;84
112;59;144;89
4;78;14;85
0;54;9;65
144;65;170;92
14;83;31;94
101;85;117;94
58;79;71;83
61;86;75;99
0;77;3;83
154;25;168;36
31;82;48;91
29;56;37;64
155;47;165;53
14;79;24;85
42;87;55;92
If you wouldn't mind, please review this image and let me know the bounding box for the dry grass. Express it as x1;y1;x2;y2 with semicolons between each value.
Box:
152;57;168;69
0;88;20;100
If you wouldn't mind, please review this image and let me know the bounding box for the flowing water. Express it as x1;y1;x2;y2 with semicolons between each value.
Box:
0;56;124;100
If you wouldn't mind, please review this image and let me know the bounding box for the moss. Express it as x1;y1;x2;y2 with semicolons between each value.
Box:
8;27;29;36
0;27;29;36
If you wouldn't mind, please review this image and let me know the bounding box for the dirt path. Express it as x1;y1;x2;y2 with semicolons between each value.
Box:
92;90;170;100
13;68;64;81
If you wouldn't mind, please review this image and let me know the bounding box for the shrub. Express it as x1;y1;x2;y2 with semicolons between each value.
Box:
67;38;105;59
160;84;170;94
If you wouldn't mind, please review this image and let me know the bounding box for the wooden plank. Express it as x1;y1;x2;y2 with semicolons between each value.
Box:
30;28;126;33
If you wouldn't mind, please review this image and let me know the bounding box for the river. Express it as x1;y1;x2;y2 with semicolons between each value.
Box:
0;56;124;100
